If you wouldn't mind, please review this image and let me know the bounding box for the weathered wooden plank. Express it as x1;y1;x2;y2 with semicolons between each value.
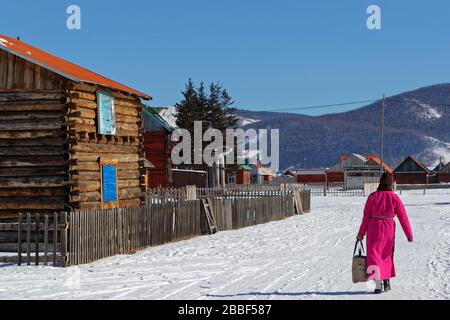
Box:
26;213;31;266
0;50;8;88
18;213;23;266
0;138;66;148
0;119;65;131
33;64;42;89
53;213;58;266
23;61;34;90
6;53;14;89
0;146;66;156
0;197;65;210
44;215;48;266
0;103;66;112
0;156;66;167
0;130;64;140
71;142;138;154
35;214;39;265
0;176;66;188
68;99;97;110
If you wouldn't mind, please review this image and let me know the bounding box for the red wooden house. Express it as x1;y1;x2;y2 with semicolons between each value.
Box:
437;162;450;183
393;156;430;185
142;106;174;188
297;169;326;184
226;164;252;185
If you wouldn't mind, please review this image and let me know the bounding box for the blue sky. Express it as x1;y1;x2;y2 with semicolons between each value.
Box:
2;0;450;115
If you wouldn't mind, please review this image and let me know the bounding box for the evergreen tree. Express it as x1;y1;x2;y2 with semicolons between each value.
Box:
175;79;198;134
174;79;239;169
196;82;209;128
206;83;226;131
220;88;239;129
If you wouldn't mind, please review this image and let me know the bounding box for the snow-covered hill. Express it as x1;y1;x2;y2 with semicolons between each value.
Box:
154;84;450;169
156;106;178;128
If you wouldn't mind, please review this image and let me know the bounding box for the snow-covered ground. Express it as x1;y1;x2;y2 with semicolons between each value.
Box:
0;190;448;300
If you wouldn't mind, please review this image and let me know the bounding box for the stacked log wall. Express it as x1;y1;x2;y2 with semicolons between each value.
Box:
0;51;69;219
67;83;146;211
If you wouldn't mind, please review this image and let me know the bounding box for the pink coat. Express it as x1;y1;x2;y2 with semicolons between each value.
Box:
358;191;413;280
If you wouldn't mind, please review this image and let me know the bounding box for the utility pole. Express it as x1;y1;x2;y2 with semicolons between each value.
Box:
380;95;385;176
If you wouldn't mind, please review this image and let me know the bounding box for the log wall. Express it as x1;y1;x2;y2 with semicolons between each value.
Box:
0;50;146;217
67;83;146;211
0;52;68;218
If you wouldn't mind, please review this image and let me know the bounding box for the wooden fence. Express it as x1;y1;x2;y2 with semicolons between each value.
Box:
68;200;202;265
3;186;311;267
0;213;68;266
308;183;365;197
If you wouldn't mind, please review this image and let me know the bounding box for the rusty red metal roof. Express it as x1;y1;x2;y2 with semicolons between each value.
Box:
0;35;151;99
394;156;430;174
366;155;394;174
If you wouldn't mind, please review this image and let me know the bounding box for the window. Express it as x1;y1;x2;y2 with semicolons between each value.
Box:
96;91;117;135
228;174;236;184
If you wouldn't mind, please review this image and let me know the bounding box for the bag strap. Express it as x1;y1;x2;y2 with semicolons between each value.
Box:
353;240;366;256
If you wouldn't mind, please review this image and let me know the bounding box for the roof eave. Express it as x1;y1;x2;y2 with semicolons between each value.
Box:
0;45;152;100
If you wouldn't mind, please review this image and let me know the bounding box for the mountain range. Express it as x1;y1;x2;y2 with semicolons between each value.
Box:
156;84;450;170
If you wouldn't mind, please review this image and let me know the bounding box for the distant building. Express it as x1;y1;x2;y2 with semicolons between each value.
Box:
171;169;208;188
251;163;275;184
327;154;390;189
393;156;430;185
436;162;450;183
142;106;175;188
297;169;326;184
226;164;253;185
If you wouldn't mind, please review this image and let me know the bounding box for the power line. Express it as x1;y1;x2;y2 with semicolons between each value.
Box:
247;97;450;113
253;99;379;112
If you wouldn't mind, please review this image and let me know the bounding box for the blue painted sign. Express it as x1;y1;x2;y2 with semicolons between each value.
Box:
97;91;117;135
102;165;117;203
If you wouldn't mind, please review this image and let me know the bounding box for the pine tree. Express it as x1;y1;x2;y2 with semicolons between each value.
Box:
220;88;239;129
174;79;239;169
206;82;226;131
175;79;198;134
196;82;209;128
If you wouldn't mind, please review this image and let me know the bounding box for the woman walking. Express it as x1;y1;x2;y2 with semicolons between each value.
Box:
357;172;414;294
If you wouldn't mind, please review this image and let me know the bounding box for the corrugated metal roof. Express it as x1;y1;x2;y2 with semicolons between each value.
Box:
394;156;431;174
0;35;151;100
366;155;394;174
239;164;253;171
142;105;174;132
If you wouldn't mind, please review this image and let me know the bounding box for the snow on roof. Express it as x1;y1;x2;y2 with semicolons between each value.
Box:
0;35;151;99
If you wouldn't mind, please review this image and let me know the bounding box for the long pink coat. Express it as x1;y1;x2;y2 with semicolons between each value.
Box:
358;191;413;280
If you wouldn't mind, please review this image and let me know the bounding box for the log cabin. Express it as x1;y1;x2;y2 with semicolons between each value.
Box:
0;35;151;219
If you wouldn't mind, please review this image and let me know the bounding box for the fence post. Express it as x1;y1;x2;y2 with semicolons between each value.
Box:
35;214;39;266
26;213;31;266
44;215;48;266
61;212;68;267
18;213;23;266
53;212;58;267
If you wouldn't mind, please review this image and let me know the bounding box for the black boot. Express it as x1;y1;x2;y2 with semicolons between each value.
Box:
383;280;391;291
373;280;383;294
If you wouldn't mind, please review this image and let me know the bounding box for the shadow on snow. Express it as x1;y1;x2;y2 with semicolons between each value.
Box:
206;291;371;298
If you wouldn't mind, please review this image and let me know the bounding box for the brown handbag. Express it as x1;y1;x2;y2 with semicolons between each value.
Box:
352;240;368;283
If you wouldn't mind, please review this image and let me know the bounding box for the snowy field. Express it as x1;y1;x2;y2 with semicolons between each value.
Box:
0;190;448;300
